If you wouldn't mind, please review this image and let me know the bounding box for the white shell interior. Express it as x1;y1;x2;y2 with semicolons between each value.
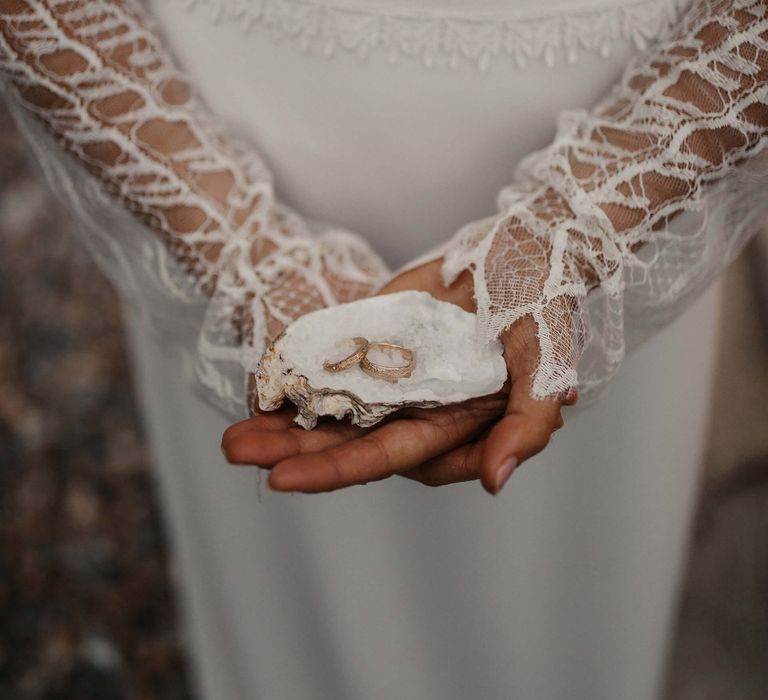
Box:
276;291;507;404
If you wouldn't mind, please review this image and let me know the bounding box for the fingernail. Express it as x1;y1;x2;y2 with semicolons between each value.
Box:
493;456;518;495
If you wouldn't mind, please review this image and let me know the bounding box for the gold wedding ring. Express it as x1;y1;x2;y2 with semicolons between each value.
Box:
359;342;415;383
322;337;416;382
323;336;370;373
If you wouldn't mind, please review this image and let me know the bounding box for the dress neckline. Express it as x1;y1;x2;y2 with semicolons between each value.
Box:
174;0;689;70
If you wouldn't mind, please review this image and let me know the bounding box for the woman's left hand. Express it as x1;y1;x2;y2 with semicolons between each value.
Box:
221;259;575;495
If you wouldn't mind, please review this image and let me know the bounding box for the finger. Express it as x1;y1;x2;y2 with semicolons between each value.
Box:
479;382;564;496
561;388;579;407
268;399;499;493
221;409;299;448
223;421;365;466
400;439;486;487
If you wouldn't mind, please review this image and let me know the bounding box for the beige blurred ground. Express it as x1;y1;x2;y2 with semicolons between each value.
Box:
664;241;768;699
703;245;768;481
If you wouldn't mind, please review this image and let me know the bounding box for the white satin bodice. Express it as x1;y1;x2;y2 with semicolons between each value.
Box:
150;0;685;266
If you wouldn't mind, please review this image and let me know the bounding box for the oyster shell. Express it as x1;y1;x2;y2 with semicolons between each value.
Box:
255;291;507;429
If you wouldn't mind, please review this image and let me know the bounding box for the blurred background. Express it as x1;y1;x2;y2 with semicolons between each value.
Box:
0;98;766;700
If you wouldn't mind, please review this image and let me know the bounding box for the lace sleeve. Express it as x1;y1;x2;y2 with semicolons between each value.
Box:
436;0;768;401
0;0;388;414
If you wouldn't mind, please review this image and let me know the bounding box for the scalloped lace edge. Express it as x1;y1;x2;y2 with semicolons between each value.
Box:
177;0;691;70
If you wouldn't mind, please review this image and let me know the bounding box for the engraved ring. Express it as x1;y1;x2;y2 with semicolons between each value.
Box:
359;342;415;382
323;336;370;373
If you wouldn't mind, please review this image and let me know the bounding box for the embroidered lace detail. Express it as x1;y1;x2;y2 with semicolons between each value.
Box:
435;0;768;399
2;0;767;417
179;0;690;70
0;0;389;415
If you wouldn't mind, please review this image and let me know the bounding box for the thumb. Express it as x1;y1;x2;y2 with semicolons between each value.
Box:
479;385;564;495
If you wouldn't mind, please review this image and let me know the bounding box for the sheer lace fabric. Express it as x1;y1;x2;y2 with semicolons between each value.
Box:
0;0;388;414
1;0;767;415
432;0;768;399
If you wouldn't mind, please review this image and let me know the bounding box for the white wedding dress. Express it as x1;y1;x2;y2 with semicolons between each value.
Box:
131;1;718;698
5;1;768;699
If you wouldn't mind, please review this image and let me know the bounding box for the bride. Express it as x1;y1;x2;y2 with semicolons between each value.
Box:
1;1;766;698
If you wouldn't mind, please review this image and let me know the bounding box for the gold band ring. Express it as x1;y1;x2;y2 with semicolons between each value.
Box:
323;336;370;373
359;342;415;382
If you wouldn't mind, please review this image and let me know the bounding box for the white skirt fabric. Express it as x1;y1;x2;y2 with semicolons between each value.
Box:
128;284;719;700
127;1;721;698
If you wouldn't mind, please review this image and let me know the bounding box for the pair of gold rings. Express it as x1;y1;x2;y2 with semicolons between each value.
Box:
323;336;415;382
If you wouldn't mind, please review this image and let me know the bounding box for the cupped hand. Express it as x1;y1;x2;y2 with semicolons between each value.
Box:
222;259;576;494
